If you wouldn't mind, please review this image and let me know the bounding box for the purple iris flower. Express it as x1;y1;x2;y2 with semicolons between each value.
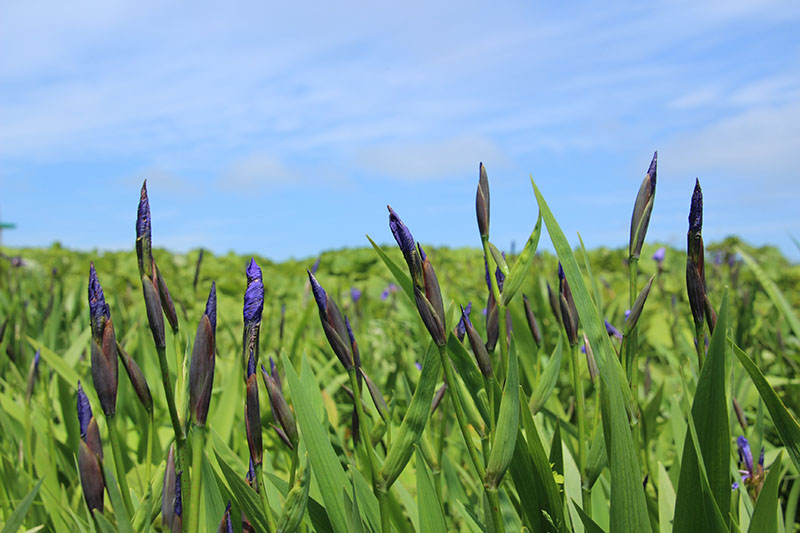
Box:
77;381;92;440
455;302;472;340
351;287;361;303
381;283;398;301
205;281;217;333
308;271;327;311
243;258;264;326
737;435;764;483
652;247;666;263
624;309;631;321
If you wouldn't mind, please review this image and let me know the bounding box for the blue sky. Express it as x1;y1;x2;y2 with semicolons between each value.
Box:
1;1;799;261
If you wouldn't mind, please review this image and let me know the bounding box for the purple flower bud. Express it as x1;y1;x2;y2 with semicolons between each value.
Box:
310;257;321;275
414;361;422;371
351;287;361;303
247;349;256;379
88;263;110;339
731;482;739;491
388;206;416;260
625;309;631;321
689;178;703;234
605;320;623;340
219;501;234;533
246;457;256;486
737;435;753;474
759;446;765;467
137;181;151;241
455;301;472;341
269;356;281;392
417;243;427;262
647;151;658;194
308;271;327;312
476;162;490;238
244;260;264;326
206;281;217;333
77;381;92;440
174;471;182;518
652;247;666;263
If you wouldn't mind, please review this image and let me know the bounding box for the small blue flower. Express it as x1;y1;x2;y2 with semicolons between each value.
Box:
624;309;631;321
414;361;422;371
652;247;665;263
351;287;362;303
605;320;623;340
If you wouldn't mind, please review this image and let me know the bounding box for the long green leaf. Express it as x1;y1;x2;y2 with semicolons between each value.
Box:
282;353;350;533
748;452;783;533
202;449;226;533
657;462;675;533
366;235;414;302
416;447;447;533
732;342;800;473
214;451;270;532
26;337;81;389
529;336;563;414
501;210;542;306
485;336;520;488
1;478;43;533
532;178;649;532
737;248;800;340
102;462;134;533
674;291;731;531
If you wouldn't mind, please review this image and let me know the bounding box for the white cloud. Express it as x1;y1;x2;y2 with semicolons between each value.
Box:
220;153;302;191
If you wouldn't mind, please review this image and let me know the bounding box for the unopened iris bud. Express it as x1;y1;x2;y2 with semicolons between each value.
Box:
189;282;216;426
218;501;234;533
388;206;423;287
142;275;166;349
624;274;655;335
88;264;118;416
454;301;472;342
136;181;153;278
345;316;362;390
476;162;490;238
269;356;282;393
686;179;706;329
360;368;390;421
522;294;541;347
308;271;353;370
462;305;492;378
244;258;264;326
653;247;666;264
546;282;562;326
245;457;256;487
154;264;179;332
117;342;153;412
174;471;183;527
261;363;298;448
629;151;657;259
77;381;104;513
245;351;262;466
558;264;579;346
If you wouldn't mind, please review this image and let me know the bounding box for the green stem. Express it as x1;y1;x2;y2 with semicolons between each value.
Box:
172;327;186;419
142;411;155;533
186;425;205;533
155;344;188;519
695;325;706;370
288;447;299;488
349;369;390;532
486;488;506;533
627;257;639;387
435;395;447;504
106;414;134;516
569;343;588;509
486;376;496;439
255;463;277;532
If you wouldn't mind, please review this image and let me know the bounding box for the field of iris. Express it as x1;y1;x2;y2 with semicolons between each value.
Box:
1;159;799;532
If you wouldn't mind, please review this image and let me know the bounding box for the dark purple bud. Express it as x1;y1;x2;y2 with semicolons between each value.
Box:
737;435;753;474
269;357;281;392
310;257;321;275
653;247;666;263
605;320;623;340
758;447;764;468
417;253;446;346
462;304;492;378
142;276;166;349
455;301;472;341
79;440;105;513
308;271;327;312
245;370;262;465
88;263;110;339
77;381;92;440
118;343;153;412
629;152;658;259
345;316;362;388
174;471;183;518
351;287;361;303
137;181;151;241
388;206;423;286
189;283;216;426
271;424;293;450
546;282;562;326
154;263;179;332
244;261;264;326
522;294;542;347
218;501;234;533
206;281;217;334
262;364;298;446
647;151;657;193
476;162;490;238
689;179;703;234
360;368;389;421
90;293;118;416
162;446;177;527
624;274;655;335
559;266;579;346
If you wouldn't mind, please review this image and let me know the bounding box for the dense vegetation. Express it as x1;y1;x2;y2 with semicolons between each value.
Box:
1;167;799;532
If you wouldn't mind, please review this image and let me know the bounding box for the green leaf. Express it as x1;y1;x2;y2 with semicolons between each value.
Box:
502;210;542;306
202;449;226;533
532;178;649;532
26;337;82;388
416;447;447;533
749;452;783;533
529;336;563;414
446;333;490;424
379;340;441;489
214;451;270;532
102;462;134;533
732;342;800;474
572;499;607;533
1;478;43;533
657;462;676;533
737;248;800;340
485;336;520;488
366;235;414;302
674;291;731;531
282;353;350;533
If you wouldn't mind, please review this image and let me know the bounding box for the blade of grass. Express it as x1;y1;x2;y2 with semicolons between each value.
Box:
529;336;563;414
416;447;447;533
0;478;42;533
737;248;800;340
748;452;783;533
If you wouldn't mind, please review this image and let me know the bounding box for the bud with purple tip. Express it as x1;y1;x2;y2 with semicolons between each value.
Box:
88;264;118;416
686;179;707;331
605;320;623;341
360;368;390;421
218;501;234;533
454;301;472;342
431;383;448;413
461;305;492;378
77;381;105;513
522;294;542;347
629;151;657;260
189;283;216;426
736;435;766;498
653;247;666;272
476;162;490;239
242;258;264;376
117;343;153;412
308;271;353;370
